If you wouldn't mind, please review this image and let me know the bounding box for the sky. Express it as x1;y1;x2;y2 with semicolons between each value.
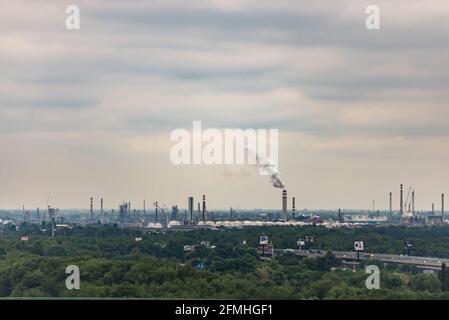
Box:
1;0;449;211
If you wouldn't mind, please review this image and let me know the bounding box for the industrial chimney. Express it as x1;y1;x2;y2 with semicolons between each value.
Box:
154;201;158;222
389;192;392;217
90;197;94;220
188;197;194;224
202;195;206;223
292;197;296;219
442;193;445;217
400;184;403;223
282;189;287;212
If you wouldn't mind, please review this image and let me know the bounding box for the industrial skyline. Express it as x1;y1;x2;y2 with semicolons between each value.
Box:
7;185;447;217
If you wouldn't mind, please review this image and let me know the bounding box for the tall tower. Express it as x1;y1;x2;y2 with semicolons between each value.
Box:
188;197;194;224
202;195;206;223
282;189;287;219
442;193;445;217
389;192;392;217
154;201;158;222
400;184;403;223
292;197;296;219
90;197;94;221
100;198;104;214
412;191;415;215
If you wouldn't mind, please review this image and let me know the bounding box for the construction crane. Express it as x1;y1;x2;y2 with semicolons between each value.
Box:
404;186;414;215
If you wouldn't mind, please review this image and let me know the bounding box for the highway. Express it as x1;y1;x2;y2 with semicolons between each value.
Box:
277;249;449;269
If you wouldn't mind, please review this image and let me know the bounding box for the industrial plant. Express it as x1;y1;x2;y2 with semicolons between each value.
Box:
1;184;447;236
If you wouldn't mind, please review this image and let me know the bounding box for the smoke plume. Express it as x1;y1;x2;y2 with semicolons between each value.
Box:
245;146;285;189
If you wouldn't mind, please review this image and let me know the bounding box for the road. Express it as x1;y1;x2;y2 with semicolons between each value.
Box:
277;249;449;269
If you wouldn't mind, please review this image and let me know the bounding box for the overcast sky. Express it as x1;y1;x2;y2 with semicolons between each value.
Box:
1;0;449;211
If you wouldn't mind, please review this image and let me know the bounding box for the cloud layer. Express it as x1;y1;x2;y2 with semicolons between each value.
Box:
1;0;449;210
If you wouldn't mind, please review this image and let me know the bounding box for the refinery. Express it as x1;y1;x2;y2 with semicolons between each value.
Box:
1;184;447;234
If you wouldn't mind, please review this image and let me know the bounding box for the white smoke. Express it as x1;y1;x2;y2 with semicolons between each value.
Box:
245;145;285;189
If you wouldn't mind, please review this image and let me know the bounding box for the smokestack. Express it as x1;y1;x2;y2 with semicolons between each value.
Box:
37;207;40;220
412;191;415;215
400;184;403;222
292;197;296;219
389;192;392;217
432;202;435;215
90;197;94;220
197;202;201;222
101;198;104;214
338;208;342;223
128;202;131;213
143;200;146;214
442;193;445;217
154;201;158;222
188;197;194;224
202;195;206;223
282;190;287;213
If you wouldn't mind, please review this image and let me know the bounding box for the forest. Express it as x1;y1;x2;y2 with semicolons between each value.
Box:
1;223;449;299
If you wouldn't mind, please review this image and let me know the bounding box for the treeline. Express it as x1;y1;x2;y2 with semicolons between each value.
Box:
1;224;449;299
